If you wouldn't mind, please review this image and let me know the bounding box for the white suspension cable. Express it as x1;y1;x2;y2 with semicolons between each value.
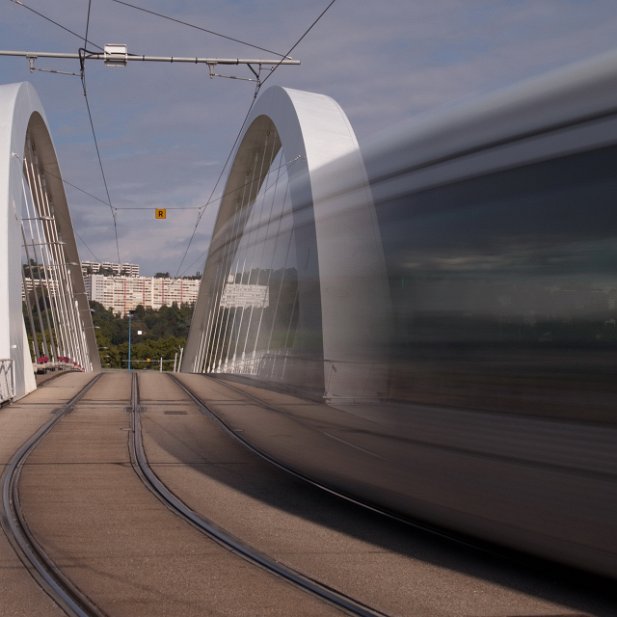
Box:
250;149;286;367
238;134;279;372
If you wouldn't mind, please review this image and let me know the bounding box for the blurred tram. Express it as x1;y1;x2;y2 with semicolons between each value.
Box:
190;52;617;578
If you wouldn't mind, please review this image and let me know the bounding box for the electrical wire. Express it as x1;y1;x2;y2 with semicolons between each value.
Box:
11;89;108;269
11;1;334;278
261;0;337;87
74;0;121;263
55;175;112;208
12;152;111;209
173;1;337;277
10;0;259;274
14;151;112;265
177;251;207;279
81;88;121;263
80;48;122;263
7;0;104;50
74;228;102;262
117;154;300;214
10;1;125;265
172;97;257;278
83;0;93;51
115;206;201;211
107;0;290;59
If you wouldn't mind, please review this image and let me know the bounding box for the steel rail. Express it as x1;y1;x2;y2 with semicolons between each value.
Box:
0;373;107;617
129;372;390;617
168;373;509;557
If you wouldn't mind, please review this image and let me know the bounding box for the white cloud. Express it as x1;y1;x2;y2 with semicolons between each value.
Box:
3;0;617;274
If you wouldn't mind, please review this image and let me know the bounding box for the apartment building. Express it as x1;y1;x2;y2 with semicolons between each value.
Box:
84;274;199;315
81;260;140;277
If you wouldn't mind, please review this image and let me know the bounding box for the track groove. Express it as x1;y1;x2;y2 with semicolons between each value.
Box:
0;373;106;617
130;371;391;617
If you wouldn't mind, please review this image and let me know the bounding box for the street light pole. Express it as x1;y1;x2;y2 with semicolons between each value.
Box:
127;311;133;371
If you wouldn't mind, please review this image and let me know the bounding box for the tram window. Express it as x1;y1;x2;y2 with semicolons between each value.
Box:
376;142;617;420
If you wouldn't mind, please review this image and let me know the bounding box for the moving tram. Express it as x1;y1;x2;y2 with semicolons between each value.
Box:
189;51;617;579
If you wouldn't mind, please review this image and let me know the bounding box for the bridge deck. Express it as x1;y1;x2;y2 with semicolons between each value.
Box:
0;371;612;617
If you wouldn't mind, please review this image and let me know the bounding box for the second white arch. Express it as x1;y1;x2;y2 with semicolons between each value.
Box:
184;86;390;402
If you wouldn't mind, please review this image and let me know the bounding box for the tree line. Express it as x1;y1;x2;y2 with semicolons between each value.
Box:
92;301;193;370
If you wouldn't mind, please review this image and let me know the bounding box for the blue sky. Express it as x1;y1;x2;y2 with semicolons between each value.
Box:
2;0;617;275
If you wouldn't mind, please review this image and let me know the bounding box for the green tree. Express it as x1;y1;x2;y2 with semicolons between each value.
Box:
90;301;193;370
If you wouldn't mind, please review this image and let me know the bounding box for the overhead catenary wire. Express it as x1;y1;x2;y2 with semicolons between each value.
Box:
79;9;122;267
54;174;112;208
8;2;332;277
261;0;337;87
117;154;300;213
7;0;104;50
116;206;201;211
8;0;120;262
12;151;104;265
74;228;102;263
80;88;121;264
8;4;288;271
107;0;290;59
173;0;337;277
83;0;93;51
12;151;112;209
173;98;258;278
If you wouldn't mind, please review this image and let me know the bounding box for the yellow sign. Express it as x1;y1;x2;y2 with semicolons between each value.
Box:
155;208;167;220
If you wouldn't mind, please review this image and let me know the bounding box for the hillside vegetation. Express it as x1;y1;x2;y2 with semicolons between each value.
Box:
92;301;193;370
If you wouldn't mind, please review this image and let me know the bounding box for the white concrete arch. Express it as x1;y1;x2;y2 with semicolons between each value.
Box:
184;86;389;402
0;82;99;401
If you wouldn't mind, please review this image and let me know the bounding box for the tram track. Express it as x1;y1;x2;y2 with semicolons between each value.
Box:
130;371;390;617
164;374;617;616
0;373;106;617
169;372;495;554
2;370;609;616
2;370;387;616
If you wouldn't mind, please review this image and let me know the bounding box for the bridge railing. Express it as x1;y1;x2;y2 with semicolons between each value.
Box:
0;359;14;404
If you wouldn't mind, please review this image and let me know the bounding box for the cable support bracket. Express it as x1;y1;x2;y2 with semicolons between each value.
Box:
27;56;80;77
0;48;300;78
